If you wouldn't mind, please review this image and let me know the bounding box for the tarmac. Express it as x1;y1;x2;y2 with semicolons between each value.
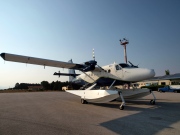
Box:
0;91;179;135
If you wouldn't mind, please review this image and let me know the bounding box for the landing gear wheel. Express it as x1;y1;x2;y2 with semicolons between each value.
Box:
81;99;88;104
85;101;88;104
81;99;86;104
150;100;155;105
119;105;124;110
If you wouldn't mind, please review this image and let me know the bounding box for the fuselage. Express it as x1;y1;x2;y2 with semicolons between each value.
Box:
74;63;155;84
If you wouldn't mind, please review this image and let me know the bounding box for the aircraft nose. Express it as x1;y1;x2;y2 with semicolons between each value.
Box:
151;69;155;76
146;69;155;78
123;68;155;82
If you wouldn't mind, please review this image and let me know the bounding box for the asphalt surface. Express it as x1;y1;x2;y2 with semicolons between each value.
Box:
0;91;180;135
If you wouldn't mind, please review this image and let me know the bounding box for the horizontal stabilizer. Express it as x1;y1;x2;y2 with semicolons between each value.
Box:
53;72;80;77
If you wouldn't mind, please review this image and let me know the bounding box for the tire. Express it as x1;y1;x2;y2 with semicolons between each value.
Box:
81;99;88;104
81;99;85;104
150;100;155;105
85;100;88;104
119;105;124;110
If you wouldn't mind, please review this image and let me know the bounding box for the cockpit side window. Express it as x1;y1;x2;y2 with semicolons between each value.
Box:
115;65;121;70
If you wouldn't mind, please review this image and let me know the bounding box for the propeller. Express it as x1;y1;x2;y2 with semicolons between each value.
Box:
92;48;106;72
128;61;139;68
77;49;106;72
92;48;95;61
96;64;106;72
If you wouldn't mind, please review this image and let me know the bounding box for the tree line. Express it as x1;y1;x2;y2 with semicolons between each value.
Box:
14;81;81;90
14;83;40;89
41;81;69;90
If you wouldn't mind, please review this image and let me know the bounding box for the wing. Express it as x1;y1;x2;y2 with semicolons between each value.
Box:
1;53;84;69
1;53;101;71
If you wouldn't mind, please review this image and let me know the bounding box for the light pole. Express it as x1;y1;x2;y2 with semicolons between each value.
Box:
119;38;129;64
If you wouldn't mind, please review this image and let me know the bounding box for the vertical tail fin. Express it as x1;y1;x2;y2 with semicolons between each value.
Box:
68;59;76;82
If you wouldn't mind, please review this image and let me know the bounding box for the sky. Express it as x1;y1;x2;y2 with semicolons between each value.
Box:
0;0;180;89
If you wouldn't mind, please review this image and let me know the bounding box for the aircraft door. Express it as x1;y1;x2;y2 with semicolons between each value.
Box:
115;65;123;78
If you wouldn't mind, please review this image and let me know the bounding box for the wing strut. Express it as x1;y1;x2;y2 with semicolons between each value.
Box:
108;80;116;90
85;83;97;90
82;71;95;82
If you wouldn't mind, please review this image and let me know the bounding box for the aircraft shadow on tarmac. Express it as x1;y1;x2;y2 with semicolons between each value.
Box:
90;98;173;109
90;99;155;109
95;101;180;135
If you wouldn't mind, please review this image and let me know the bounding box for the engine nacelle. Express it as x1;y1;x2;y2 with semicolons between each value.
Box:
84;60;97;66
82;60;97;72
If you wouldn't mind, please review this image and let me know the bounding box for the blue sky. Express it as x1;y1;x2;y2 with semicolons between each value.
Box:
0;0;180;89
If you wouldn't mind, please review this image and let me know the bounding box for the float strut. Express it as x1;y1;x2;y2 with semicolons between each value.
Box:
119;91;125;110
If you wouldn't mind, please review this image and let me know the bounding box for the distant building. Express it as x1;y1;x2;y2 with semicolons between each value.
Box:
62;86;73;90
133;73;180;88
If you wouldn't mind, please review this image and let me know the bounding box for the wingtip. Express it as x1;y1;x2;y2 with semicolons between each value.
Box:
1;53;5;60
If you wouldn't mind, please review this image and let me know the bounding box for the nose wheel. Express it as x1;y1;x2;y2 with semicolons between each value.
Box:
150;100;155;105
150;90;156;105
119;105;124;110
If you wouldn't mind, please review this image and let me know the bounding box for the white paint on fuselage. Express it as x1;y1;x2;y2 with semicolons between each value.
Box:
121;68;155;81
77;63;155;83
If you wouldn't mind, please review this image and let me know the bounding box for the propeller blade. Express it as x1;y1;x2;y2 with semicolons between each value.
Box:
96;64;106;72
128;61;138;68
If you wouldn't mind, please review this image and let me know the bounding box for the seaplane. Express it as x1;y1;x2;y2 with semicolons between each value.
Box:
0;51;156;110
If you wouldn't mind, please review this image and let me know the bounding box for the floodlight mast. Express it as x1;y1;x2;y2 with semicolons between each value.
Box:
119;38;129;64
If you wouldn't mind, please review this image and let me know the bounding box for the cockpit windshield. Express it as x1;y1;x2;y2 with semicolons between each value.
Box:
119;63;131;68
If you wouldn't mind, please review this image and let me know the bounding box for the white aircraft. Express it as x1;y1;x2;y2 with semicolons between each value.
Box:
1;52;156;110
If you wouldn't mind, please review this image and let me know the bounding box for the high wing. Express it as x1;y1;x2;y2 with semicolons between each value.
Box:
1;53;101;71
